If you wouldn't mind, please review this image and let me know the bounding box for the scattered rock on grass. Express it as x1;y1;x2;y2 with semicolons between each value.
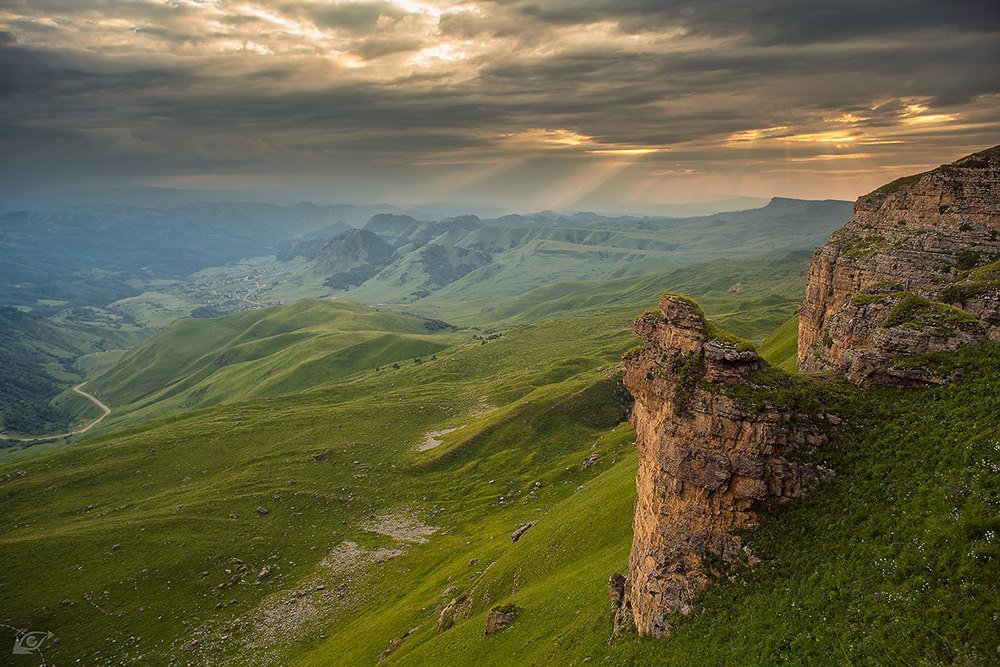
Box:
511;521;536;543
378;626;420;662
484;604;519;635
438;596;465;632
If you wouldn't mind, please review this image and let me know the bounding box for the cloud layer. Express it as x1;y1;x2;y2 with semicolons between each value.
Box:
2;0;998;210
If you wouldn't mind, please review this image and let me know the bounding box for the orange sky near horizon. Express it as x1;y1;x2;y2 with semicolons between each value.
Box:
1;0;997;211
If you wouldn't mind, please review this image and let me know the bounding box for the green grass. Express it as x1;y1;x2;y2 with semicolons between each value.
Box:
882;293;983;334
758;314;800;372
88;299;462;425
0;307;147;437
840;236;893;260
871;173;925;196
704;320;756;351
478;250;814;341
0;263;794;662
304;345;998;667
0;304;642;665
1;260;994;665
942;260;1000;303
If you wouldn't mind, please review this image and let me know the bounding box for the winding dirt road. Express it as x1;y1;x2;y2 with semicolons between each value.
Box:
1;383;111;443
243;280;264;307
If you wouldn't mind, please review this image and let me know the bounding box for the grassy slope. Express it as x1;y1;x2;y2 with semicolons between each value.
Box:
758;314;800;372
344;237;652;312
0;308;643;665
281;317;998;667
0;265;689;664
2;262;996;665
375;344;999;666
477;250;813;341
88;299;459;424
0;307;146;437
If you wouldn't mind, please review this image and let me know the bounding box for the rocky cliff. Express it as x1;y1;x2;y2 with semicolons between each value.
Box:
619;294;831;637
798;145;1000;385
617;146;998;638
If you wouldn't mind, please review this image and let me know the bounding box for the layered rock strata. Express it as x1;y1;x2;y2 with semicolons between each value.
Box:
798;145;1000;384
621;294;830;637
617;146;999;640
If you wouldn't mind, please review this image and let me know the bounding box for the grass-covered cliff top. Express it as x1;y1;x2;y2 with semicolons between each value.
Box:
871;144;999;197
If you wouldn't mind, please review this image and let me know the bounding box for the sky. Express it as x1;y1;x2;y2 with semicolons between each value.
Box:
1;0;999;213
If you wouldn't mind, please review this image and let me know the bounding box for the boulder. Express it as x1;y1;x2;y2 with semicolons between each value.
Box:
510;521;536;543
483;604;519;635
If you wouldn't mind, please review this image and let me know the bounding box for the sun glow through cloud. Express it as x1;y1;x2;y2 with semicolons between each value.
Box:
0;1;997;208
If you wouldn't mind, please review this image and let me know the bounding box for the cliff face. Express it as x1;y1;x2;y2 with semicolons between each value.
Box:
798;146;1000;385
617;146;999;638
620;295;830;637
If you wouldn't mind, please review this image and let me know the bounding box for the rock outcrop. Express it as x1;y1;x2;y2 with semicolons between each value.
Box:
483;604;519;635
510;521;536;543
621;294;831;637
617;145;999;640
608;573;633;641
798;145;1000;385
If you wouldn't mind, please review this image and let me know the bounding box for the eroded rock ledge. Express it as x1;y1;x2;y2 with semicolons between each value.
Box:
798;145;1000;385
616;146;999;641
620;294;831;637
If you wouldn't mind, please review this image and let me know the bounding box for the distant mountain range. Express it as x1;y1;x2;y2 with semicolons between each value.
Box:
285;198;852;313
0;196;851;433
1;196;851;315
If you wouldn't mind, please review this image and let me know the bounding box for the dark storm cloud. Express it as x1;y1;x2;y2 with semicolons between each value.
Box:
508;0;1000;44
1;0;998;207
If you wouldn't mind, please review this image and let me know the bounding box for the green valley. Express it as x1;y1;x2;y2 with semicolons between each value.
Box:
1;246;996;664
4;3;998;664
0;198;850;442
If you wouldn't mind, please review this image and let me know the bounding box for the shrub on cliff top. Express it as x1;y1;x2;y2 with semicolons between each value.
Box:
882;293;982;333
661;292;705;317
942;259;1000;303
705;320;756;352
